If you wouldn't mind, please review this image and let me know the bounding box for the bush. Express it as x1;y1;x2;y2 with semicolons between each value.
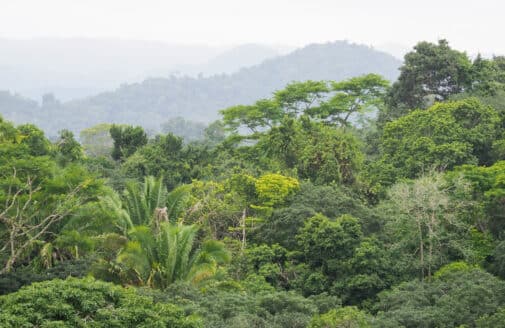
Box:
309;306;371;328
0;259;92;295
0;277;202;327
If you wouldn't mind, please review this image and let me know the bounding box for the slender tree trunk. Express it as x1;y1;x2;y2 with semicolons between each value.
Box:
3;227;17;273
2;245;23;274
427;212;437;280
417;220;425;280
428;234;433;279
241;208;247;251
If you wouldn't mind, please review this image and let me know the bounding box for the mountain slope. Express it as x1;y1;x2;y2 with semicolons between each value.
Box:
196;44;282;75
0;41;401;135
0;38;226;101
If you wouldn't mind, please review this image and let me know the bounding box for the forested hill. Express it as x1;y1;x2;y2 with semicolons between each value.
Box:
0;41;401;136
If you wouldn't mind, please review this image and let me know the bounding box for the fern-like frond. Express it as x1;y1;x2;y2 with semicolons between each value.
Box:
166;184;191;222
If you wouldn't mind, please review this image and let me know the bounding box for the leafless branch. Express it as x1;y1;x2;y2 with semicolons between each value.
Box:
0;173;87;274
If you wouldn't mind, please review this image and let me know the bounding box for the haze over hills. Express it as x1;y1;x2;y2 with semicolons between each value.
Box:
180;43;292;76
0;40;401;136
0;38;288;101
375;43;410;60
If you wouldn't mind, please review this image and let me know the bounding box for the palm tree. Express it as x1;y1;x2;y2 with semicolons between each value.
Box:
95;176;230;288
115;222;230;288
100;176;191;231
122;176;191;227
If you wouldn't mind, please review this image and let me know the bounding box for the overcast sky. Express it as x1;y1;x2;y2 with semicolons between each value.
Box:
1;0;503;54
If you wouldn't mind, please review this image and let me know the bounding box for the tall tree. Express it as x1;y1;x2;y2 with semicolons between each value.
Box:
274;80;329;116
220;99;283;136
0;172;92;273
79;123;114;157
0;117;103;273
469;55;505;96
385;40;472;120
309;74;389;126
380;98;499;180
386;173;473;279
109;124;148;161
55;129;83;165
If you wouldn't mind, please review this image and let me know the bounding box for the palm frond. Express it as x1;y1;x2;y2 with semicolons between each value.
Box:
174;223;199;279
98;194;132;231
166;184;191;223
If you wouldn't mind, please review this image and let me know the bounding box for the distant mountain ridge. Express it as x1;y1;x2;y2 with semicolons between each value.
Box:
0;38;229;101
182;44;287;76
0;41;402;136
0;39;293;101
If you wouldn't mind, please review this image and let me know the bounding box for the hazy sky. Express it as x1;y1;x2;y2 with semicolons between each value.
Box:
1;0;503;54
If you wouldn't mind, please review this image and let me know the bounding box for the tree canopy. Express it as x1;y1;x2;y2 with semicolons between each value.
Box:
2;38;505;327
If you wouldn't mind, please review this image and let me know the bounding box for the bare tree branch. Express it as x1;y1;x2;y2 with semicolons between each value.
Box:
0;173;88;274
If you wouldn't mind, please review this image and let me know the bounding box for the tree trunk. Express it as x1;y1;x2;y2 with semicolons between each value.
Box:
417;220;425;280
241;208;247;251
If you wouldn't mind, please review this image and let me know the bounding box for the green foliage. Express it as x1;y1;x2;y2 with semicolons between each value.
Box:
79;123;114;158
0;277;201;327
182;180;243;240
256;182;380;250
4;39;505;328
339;237;394;305
0;259;92;295
294;213;393;303
96;222;230;288
387;39;472;112
230;243;289;287
380;98;499;180
310;74;389;126
203;120;227;146
448;161;505;236
477;307;505;328
120;133;207;189
375;267;505;327
222;75;389;139
383;172;480;280
122;176;170;227
274;80;329;116
432;261;475;279
221;99;283;134
254;173;299;207
489;240;505;279
142;280;323;328
297;123;364;185
16;123;52;156
297;214;362;268
95;176;229;288
469;55;505;96
55;129;84;165
102;175;192;231
110;124;148;161
260;118;364;185
0;118;107;273
309;306;371;328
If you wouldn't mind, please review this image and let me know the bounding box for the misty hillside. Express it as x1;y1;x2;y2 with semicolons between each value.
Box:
0;41;401;135
0;39;293;101
193;44;286;75
0;38;227;100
